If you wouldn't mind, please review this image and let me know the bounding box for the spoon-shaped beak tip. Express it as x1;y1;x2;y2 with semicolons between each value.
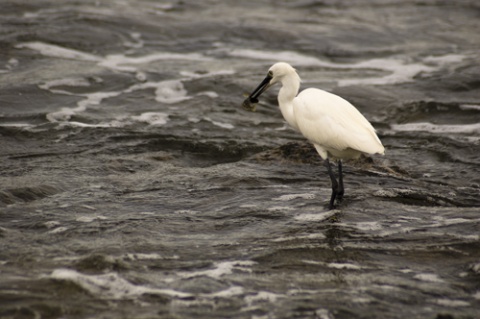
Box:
242;97;257;112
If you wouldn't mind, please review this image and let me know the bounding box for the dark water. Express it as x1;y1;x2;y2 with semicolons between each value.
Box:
1;1;480;318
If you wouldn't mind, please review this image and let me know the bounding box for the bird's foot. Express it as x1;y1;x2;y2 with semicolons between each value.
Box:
336;192;344;203
328;196;344;210
328;202;338;210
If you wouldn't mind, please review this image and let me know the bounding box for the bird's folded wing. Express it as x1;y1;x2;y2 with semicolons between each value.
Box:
294;89;384;154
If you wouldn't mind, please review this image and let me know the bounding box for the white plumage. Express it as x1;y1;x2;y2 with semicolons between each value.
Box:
243;62;385;209
294;87;384;159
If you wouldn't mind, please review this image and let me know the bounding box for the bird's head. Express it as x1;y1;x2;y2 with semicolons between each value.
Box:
242;62;297;112
268;62;297;84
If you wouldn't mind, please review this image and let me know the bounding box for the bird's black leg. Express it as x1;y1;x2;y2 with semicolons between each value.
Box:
324;158;338;210
337;160;344;202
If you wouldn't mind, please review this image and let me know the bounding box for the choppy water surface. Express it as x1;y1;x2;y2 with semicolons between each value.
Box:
1;1;479;318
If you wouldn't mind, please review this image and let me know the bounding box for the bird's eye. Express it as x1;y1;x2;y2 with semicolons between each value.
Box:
268;71;273;77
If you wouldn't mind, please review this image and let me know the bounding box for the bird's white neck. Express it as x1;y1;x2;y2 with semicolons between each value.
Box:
277;72;301;130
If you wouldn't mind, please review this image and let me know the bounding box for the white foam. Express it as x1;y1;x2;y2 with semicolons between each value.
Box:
470;263;480;274
245;291;281;306
272;233;326;242
228;48;465;86
50;268;192;300
432;216;475;226
174;209;201;215
338;58;434;86
1;58;19;73
16;42;101;62
80;204;97;210
399;268;414;274
122;253;179;261
99;52;212;71
77;91;122;109
179;69;235;79
353;221;383;232
301;260;363;270
423;54;465;65
16;41;211;73
154;3;176;11
267;206;294;212
42;79;184;125
76;215;107;223
56;121;115;128
435;299;470;307
398;215;422;221
198;91;219;98
7;58;18;68
180;261;256;279
46;91;122;123
0;123;33;128
203;117;234;130
47;227;69;234
44;221;61;229
414;273;444;283
315;308;335;319
212;121;234;129
132;112;169;126
273;193;315;201
156;80;191;103
391;122;480;134
460;104;480;111
126;80;191;104
205;286;244;298
348;297;372;304
39;77;92;91
228;49;326;66
294;211;336;222
327;262;362;270
17;41;226;128
46;106;81;122
123;32;144;50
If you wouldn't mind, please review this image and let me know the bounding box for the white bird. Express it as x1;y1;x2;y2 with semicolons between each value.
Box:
243;62;385;209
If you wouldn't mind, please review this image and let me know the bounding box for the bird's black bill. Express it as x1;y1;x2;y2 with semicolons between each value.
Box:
242;75;272;112
248;75;272;101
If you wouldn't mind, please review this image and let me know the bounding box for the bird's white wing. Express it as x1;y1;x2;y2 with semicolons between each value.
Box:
293;88;384;155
